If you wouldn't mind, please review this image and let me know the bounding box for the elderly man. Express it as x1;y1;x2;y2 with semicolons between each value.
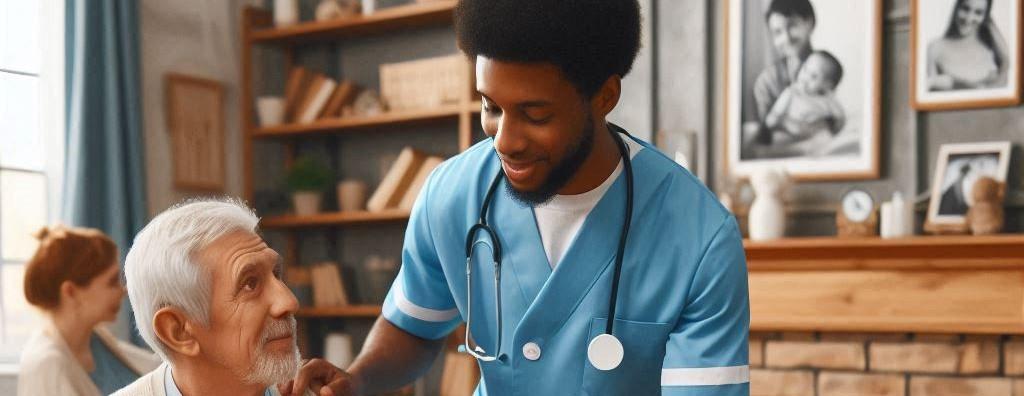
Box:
114;199;300;396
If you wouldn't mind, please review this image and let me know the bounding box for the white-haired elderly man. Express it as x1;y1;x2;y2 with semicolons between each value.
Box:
113;199;300;396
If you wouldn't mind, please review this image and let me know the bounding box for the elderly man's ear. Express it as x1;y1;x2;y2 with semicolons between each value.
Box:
153;307;202;357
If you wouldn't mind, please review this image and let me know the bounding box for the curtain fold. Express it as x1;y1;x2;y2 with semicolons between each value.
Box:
63;0;147;343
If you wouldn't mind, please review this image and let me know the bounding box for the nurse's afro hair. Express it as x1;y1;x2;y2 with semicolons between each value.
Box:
454;0;642;98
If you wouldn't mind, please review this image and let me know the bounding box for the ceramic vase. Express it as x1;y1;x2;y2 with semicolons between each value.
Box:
748;168;788;241
292;191;322;216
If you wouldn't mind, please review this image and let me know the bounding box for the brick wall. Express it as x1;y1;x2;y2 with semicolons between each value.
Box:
750;332;1024;396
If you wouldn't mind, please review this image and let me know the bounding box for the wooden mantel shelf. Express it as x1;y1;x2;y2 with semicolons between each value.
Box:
746;235;1024;335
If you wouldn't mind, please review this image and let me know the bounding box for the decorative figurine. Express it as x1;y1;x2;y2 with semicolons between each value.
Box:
965;176;1005;235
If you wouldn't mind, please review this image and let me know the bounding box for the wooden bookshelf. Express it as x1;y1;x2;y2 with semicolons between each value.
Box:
250;1;457;44
296;305;383;318
252;102;481;138
262;209;410;228
240;5;477;389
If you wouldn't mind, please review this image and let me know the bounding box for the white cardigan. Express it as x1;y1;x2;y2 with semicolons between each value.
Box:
17;321;161;396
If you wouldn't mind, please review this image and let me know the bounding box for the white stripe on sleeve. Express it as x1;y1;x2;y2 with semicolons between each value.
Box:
394;282;459;322
661;365;750;386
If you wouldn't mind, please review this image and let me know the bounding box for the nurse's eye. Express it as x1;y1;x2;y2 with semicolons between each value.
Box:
482;102;501;115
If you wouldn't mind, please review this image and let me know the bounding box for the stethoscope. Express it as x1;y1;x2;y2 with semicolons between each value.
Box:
462;125;634;371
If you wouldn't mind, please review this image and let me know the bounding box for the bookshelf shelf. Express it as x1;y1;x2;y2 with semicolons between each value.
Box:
249;1;457;45
296;305;383;318
262;209;410;228
252;102;481;139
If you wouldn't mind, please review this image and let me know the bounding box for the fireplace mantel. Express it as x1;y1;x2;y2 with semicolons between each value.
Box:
745;235;1024;334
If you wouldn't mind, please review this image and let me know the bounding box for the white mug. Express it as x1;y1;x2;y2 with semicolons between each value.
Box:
324;333;354;369
274;0;299;26
337;180;368;212
256;96;285;127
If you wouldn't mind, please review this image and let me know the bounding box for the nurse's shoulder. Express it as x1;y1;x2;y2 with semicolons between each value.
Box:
629;138;734;242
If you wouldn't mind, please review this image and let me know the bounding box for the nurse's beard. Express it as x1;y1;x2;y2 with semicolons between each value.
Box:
504;116;595;206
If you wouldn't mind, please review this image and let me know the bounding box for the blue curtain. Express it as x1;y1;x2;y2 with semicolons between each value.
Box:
63;0;147;344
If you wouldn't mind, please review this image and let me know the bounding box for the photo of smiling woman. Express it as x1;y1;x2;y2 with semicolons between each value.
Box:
912;0;1021;110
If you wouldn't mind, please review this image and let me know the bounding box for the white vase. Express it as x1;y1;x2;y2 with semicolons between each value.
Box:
324;333;354;369
274;0;299;26
293;191;322;216
256;96;285;127
748;169;788;241
337;180;368;212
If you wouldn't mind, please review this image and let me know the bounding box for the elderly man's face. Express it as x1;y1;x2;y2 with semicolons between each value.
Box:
193;230;300;385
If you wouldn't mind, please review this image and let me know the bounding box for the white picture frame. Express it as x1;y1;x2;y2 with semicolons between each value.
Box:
724;0;882;181
925;141;1012;231
911;0;1023;111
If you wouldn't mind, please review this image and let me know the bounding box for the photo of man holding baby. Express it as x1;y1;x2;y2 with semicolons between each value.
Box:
724;0;882;180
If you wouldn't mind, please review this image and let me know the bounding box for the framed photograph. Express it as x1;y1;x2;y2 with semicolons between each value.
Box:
911;0;1022;110
724;0;881;181
165;73;226;191
925;141;1012;232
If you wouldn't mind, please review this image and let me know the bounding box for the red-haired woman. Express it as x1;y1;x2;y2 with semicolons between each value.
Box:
17;226;159;396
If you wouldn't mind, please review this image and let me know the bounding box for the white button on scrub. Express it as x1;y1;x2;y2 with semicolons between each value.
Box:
522;342;541;361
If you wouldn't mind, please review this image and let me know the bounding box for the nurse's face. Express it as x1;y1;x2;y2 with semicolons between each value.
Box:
477;56;595;205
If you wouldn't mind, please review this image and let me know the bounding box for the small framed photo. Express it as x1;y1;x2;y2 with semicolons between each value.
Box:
925;141;1012;232
911;0;1022;110
165;73;226;191
724;0;882;181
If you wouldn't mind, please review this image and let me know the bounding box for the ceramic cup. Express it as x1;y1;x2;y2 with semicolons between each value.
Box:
337;180;368;212
256;96;285;127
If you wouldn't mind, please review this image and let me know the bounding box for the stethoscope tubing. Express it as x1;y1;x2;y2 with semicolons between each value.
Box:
464;125;634;361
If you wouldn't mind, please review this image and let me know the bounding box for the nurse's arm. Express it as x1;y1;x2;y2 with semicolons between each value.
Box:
661;218;750;395
282;317;444;396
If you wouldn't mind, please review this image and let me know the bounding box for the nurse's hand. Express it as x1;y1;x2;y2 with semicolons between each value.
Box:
278;358;363;396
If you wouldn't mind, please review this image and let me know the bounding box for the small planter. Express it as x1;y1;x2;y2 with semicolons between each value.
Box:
292;191;322;216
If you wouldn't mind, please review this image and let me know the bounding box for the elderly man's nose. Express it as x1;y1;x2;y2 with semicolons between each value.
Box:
270;278;299;317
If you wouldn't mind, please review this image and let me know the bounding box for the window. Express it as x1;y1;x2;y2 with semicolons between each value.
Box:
0;0;62;364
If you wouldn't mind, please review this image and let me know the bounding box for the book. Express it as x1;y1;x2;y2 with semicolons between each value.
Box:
318;80;358;120
311;262;349;307
292;74;327;123
367;147;427;212
283;67;310;122
297;77;337;124
398;156;444;211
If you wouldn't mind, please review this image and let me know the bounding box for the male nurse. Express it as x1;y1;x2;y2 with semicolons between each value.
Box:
282;1;749;394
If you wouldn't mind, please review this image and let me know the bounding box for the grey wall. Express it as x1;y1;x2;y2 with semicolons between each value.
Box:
655;0;1024;236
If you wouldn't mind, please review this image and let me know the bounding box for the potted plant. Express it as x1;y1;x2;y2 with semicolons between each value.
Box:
286;156;334;216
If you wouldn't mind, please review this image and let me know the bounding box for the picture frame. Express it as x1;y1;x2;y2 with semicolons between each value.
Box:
724;0;882;181
911;0;1023;111
924;141;1012;233
165;73;226;191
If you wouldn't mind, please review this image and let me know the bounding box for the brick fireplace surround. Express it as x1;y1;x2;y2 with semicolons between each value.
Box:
745;236;1024;396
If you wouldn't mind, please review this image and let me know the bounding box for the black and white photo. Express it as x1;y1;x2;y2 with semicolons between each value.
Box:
724;0;881;180
926;142;1012;228
912;0;1022;110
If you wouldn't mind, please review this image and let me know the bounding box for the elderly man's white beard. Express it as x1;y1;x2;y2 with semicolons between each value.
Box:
243;315;300;385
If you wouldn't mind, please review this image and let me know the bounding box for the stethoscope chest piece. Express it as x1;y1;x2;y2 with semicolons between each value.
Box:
587;333;624;371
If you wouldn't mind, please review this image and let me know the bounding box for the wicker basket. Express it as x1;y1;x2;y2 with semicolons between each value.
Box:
379;54;468;112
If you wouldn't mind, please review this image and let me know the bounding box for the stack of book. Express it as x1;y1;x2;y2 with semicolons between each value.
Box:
366;147;445;212
310;262;350;307
284;66;360;125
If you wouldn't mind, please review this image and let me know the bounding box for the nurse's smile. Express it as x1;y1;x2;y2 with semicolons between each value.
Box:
501;159;540;184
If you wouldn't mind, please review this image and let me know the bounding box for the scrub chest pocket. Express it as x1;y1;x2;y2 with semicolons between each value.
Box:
582;318;672;395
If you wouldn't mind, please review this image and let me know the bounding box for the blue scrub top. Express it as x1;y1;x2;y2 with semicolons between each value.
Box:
382;133;750;395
